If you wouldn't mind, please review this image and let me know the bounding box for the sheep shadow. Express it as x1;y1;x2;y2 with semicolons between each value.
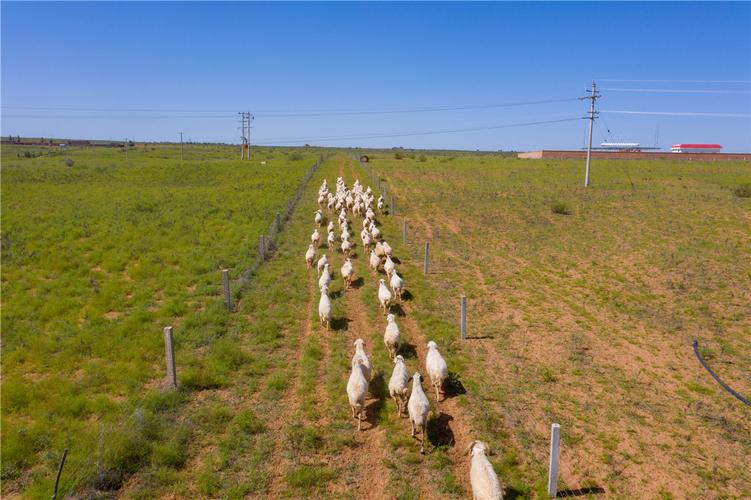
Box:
556;486;605;497
442;371;467;399
330;316;350;332
389;304;407;317
364;373;387;429
391;256;402;264
399;342;418;360
427;412;455;447
329;289;344;300
400;290;414;302
350;277;365;289
465;335;494;340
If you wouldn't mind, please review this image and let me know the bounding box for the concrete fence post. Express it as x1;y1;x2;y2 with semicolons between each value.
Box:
424;242;430;274
548;423;561;497
460;295;467;340
163;326;177;388
222;269;232;310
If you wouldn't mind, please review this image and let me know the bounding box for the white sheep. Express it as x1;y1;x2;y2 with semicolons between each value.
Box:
390;271;404;302
341;239;352;257
467;441;504;500
382;240;393;257
318;263;332;291
388;355;410;415
352;338;372;381
369;250;381;272
305;244;315;268
426;341;449;401
316;254;328;276
314;210;323;226
347;358;369;431
407;372;430;453
384;255;396;278
311;228;320;248
383;313;401;360
327;230;336;249
318;285;331;330
327;220;335;233
341;257;354;289
378;278;392;314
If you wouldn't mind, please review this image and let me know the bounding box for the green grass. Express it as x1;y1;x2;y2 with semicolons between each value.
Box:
1;143;320;496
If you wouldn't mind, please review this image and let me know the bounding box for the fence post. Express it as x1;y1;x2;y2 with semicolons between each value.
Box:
259;235;265;260
402;219;407;245
275;212;282;233
424;242;430;274
460;295;467;340
222;269;232;310
392;196;396;215
378;176;381;192
548;423;561;497
163;326;177;388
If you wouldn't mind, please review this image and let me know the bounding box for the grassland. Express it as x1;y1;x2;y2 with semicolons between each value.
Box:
1;143;320;496
2;145;749;498
365;152;751;498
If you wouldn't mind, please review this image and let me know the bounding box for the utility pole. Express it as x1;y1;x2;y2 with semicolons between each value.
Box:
247;113;253;159
179;132;184;161
581;80;600;187
239;112;251;159
125;138;128;160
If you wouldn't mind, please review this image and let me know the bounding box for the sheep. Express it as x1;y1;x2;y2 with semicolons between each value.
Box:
314;210;323;227
347;358;369;431
316;254;328;276
467;441;504;500
352;338;372;381
341;239;352;257
382;240;393;257
318;285;332;330
318;263;332;291
425;341;449;401
388;355;410;415
407;372;430;453
378;279;392;314
371;225;381;241
377;196;385;212
390;271;404;302
383;313;401;360
305;244;315;268
327;220;335;233
311;228;320;248
327;230;336;249
341;257;354;289
341;228;350;242
384;255;396;278
369;250;381;272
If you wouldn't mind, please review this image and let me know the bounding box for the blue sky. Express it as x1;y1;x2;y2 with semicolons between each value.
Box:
2;2;750;151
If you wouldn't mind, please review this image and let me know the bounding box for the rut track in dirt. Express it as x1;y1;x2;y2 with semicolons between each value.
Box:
344;157;474;497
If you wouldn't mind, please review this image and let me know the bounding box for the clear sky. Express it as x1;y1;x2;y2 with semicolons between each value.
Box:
2;1;750;151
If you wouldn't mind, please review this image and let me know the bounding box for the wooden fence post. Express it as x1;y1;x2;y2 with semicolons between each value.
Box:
163;326;177;388
460;295;467;340
424;242;430;274
548;423;561;497
222;269;232;310
402;219;407;245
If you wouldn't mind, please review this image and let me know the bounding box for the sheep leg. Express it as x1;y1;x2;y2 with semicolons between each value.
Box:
351;405;355;419
434;383;440;402
420;422;426;454
411;419;416;437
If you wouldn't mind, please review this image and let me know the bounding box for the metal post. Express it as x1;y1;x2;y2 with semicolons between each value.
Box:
402;219;407;245
222;269;232;310
179;132;184;161
51;448;68;500
547;423;561;497
378;176;381;192
460;295;467;340
163;326;177;388
125;139;128;160
424;242;429;274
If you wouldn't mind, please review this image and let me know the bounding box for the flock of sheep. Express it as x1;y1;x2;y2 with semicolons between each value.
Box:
303;175;503;499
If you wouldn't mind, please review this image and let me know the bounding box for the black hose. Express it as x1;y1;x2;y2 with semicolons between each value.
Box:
693;339;750;407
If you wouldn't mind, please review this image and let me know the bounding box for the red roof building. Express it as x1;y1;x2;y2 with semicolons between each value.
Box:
671;144;722;153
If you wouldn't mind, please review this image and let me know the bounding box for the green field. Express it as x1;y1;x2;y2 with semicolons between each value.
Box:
2;146;749;498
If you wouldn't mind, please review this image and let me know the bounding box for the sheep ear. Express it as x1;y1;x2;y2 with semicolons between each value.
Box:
465;441;477;455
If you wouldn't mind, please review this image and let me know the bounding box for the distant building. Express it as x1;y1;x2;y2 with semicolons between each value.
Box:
600;142;641;151
671;144;722;153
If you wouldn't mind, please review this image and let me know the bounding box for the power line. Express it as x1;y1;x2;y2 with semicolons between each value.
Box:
0;97;581;118
253;116;583;145
600;110;751;118
598;79;751;84
600;88;750;94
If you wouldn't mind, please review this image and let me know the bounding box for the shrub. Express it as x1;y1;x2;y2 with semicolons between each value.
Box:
418;155;427;162
551;202;571;215
733;184;751;198
288;153;304;161
394;152;403;160
64;158;75;167
284;464;335;490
